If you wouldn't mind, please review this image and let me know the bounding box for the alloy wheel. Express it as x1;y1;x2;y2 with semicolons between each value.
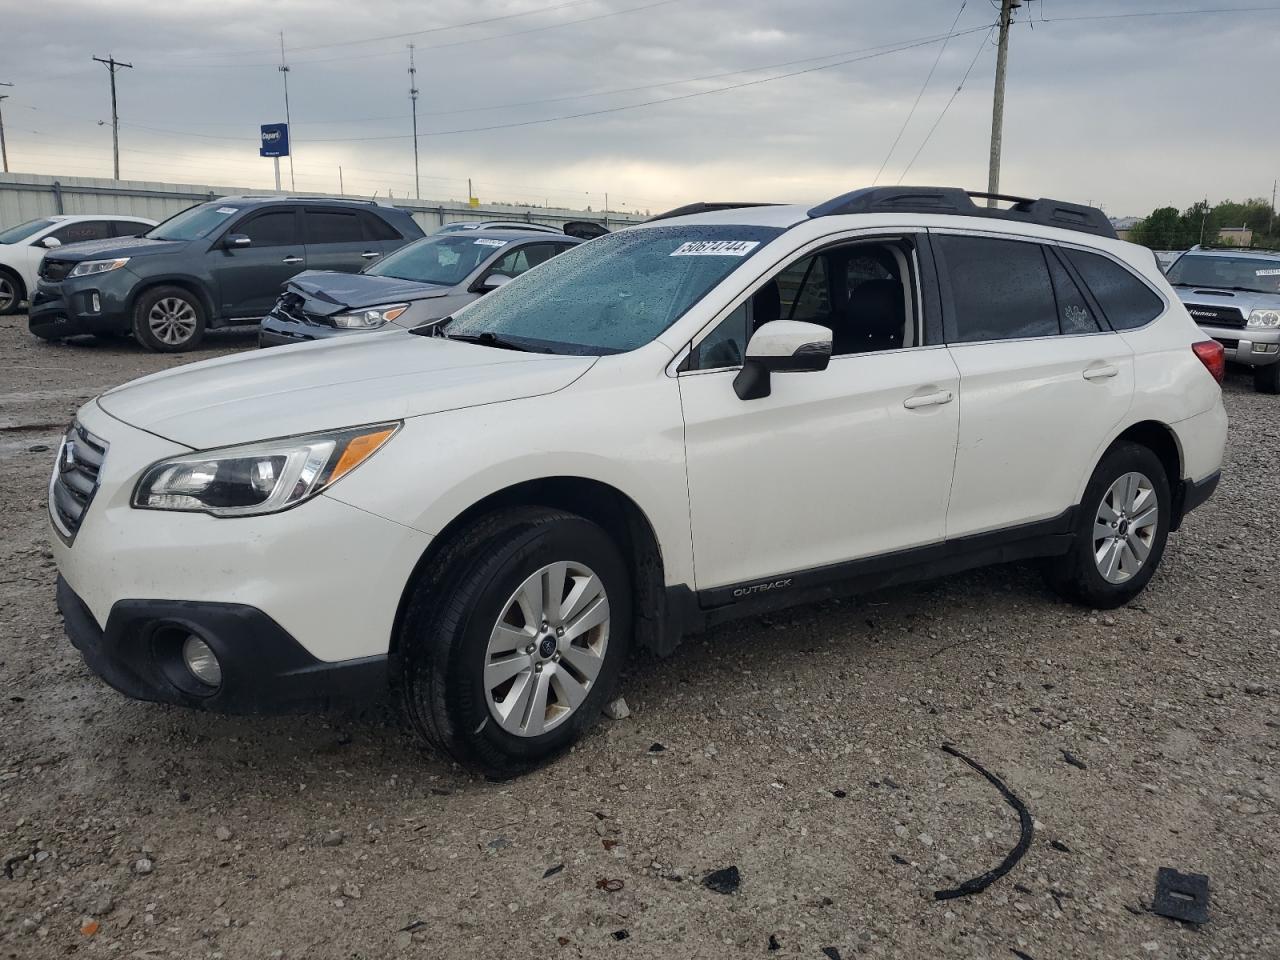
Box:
1093;471;1158;584
483;560;610;737
0;276;15;312
148;297;198;346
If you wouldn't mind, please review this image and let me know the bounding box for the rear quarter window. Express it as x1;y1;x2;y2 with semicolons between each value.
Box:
1064;249;1164;330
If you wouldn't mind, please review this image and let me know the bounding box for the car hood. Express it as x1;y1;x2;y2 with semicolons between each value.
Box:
1175;286;1280;314
43;235;188;262
285;270;452;315
95;331;596;448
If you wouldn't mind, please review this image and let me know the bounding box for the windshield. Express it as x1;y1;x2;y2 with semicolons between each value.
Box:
1166;254;1280;295
0;218;55;245
146;203;241;242
441;225;783;355
366;234;510;285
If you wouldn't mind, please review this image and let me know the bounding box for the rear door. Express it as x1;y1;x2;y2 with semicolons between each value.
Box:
211;206;305;319
933;231;1136;538
303;207;384;274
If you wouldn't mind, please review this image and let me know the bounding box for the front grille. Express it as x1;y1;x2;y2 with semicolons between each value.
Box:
48;423;108;542
274;291;314;325
40;259;75;282
1184;303;1246;328
1215;337;1240;350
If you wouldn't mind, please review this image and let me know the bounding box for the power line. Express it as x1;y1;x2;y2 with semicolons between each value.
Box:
1038;4;1280;22
873;0;967;186
298;23;995;143
896;27;994;184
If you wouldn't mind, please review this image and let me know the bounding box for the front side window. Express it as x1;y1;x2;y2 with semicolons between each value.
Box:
0;219;55;245
110;220;148;238
1165;253;1280;296
441;225;783;355
146;203;241;241
1065;248;1164;330
936;235;1058;342
240;210;298;247
366;235;516;286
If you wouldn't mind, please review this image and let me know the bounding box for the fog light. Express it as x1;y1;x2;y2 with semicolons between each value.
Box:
91;293;101;313
181;635;222;687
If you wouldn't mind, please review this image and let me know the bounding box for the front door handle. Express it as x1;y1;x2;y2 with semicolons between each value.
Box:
360;251;381;259
903;389;954;410
1082;364;1119;381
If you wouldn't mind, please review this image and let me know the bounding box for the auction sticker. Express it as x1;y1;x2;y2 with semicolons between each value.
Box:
216;207;237;215
670;240;760;257
1257;268;1280;276
474;238;507;247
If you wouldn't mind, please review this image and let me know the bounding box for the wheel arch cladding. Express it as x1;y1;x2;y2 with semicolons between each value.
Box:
388;476;668;671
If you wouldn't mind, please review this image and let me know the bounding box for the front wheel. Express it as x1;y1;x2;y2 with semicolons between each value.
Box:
1044;442;1170;609
132;286;206;352
0;269;24;315
400;508;632;777
1254;362;1280;395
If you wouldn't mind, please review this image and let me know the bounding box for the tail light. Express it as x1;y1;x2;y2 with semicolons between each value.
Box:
1192;340;1225;384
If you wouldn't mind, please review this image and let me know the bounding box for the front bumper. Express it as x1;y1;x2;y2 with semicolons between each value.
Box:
28;271;136;339
1195;323;1280;367
58;576;388;713
258;310;366;348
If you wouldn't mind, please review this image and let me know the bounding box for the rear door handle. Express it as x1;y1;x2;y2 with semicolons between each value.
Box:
360;251;381;259
903;390;953;409
1082;364;1119;381
281;256;304;265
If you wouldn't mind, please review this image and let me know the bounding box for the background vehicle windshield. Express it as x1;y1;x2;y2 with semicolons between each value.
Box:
1166;254;1280;294
366;235;506;285
0;219;55;245
444;225;783;354
146;203;240;241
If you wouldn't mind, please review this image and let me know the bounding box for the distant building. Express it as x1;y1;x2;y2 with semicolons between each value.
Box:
1110;216;1140;241
1217;226;1253;246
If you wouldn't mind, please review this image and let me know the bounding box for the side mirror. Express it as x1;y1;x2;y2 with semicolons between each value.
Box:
40;236;62;249
733;320;832;401
224;233;252;250
479;273;513;292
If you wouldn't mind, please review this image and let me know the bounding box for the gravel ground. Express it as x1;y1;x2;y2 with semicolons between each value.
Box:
1;318;1277;960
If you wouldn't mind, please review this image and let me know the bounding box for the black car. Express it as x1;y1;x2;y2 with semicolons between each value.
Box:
27;197;423;352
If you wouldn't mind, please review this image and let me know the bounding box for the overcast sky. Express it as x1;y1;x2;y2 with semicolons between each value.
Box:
2;0;1277;216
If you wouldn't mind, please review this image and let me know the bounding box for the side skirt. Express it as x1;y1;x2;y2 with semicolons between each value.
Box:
659;509;1076;647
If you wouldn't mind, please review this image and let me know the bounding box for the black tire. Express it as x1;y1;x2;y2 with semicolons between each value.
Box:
1254;363;1280;395
400;507;632;778
0;268;24;316
132;285;206;352
1044;441;1171;609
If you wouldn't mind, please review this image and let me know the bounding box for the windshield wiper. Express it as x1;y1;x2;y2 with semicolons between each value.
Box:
427;329;551;353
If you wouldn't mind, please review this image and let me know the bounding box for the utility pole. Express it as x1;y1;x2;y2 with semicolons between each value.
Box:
986;0;1020;206
408;44;421;200
1270;179;1276;237
338;165;344;195
92;56;132;180
278;33;295;191
0;82;12;174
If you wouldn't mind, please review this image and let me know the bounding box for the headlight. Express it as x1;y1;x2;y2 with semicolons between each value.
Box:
1247;309;1280;328
132;423;399;516
329;303;409;329
68;257;130;278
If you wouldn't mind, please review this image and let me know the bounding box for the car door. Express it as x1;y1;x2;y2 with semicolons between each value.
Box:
932;231;1136;539
211;207;305;319
678;232;961;596
303;207;382;274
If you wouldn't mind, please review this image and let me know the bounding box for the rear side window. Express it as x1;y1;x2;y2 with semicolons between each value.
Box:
936;235;1057;342
1063;249;1164;330
51;220;112;244
1045;250;1100;334
305;210;363;245
240;210;298;246
360;211;402;242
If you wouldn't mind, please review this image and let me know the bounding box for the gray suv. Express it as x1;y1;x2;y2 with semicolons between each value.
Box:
28;197;423;352
1167;246;1280;393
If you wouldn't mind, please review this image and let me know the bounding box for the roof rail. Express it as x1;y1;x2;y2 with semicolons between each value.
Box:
233;195;385;206
645;202;780;223
808;186;1117;239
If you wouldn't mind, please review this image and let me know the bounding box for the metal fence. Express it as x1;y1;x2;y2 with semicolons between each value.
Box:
0;172;644;233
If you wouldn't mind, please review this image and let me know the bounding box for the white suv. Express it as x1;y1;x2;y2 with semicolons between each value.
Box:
50;187;1227;776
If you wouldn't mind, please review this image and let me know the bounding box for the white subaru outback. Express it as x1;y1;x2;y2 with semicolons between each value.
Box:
50;187;1227;776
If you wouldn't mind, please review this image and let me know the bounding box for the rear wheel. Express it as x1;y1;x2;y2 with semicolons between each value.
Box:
1044;442;1170;609
132;286;206;352
400;508;631;777
1254;363;1280;395
0;269;23;315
